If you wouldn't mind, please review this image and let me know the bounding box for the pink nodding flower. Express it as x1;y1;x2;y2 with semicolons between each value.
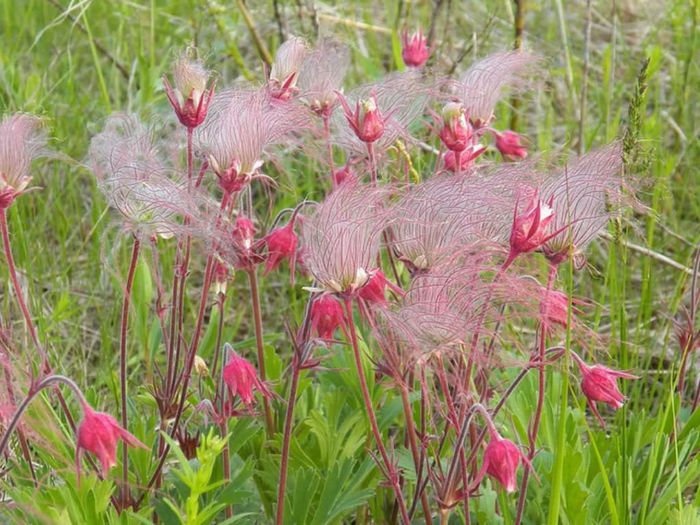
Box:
437;103;473;152
310;294;346;339
336;93;385;144
269;36;308;101
76;403;147;478
508;193;555;262
483;432;524;493
495;130;527;160
442;146;486;173
163;53;214;129
223;352;272;407
212;259;230;296
264;220;298;275
358;270;403;306
0;114;46;208
573;355;638;427
401;29;430;68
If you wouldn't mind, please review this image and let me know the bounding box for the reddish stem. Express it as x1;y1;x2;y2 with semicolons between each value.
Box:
515;264;557;524
247;268;275;436
120;236;140;507
0;208;47;366
276;359;300;525
343;298;410;525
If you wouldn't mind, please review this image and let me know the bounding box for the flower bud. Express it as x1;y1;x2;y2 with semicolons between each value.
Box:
439;103;473;152
310;294;345;339
223;352;272;406
401;29;430;68
508;194;554;262
164;53;214;129
337;93;385;144
495;130;528;160
484;434;522;493
76;404;147;477
264;221;298;275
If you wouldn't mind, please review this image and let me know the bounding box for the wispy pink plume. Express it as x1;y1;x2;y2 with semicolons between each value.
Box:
301;179;391;294
87;113;190;238
297;38;351;117
383;257;498;354
391;172;520;272
331;70;431;162
451;51;539;125
269;36;309;99
541;143;627;262
0;113;47;194
197;87;311;178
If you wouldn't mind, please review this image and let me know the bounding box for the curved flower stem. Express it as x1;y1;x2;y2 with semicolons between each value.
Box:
120;236;140;507
515;264;557;524
343;298;410;525
0;374;86;458
247;268;274;436
0;208;47;366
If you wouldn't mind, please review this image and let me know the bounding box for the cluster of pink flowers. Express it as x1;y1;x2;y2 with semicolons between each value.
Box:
0;28;644;524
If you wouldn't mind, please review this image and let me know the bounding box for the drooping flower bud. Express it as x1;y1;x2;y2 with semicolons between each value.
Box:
264;221;298;275
269;36;308;101
438;103;473;152
222;352;272;407
337;93;385;144
495;130;527;160
163;52;214;129
76;404;147;478
310;294;346;340
401;29;430;68
508;193;555;263
233;216;255;252
573;354;638;426
483;433;523;493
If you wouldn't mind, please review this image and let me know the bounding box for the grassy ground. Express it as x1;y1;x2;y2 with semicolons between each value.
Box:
1;0;699;524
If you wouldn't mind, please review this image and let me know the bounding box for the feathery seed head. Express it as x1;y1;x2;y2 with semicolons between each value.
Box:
297;38;350;118
164;51;214;129
0;114;47;207
269;36;309;101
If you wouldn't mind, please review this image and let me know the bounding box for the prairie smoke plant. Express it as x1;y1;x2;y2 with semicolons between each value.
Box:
222;348;272;408
332;71;429;164
541;143;626;265
0;114;47;208
401;28;430;68
494;130;528;160
269;36;308;101
572;353;638;427
481;431;526;493
301;180;390;295
310;294;346;340
76;402;147;478
452;51;539;127
297;38;350;118
88;114;189;239
163;51;214;129
198;87;310;194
